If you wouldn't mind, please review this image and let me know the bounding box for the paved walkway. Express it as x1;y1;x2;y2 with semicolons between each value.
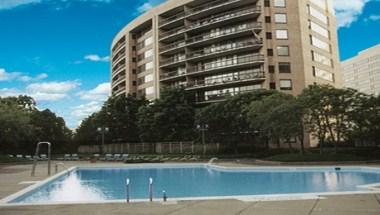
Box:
0;162;380;215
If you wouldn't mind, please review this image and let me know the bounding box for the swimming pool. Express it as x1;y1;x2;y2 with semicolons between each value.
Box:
3;164;380;205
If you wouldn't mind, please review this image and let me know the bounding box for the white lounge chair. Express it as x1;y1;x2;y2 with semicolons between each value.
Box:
105;154;113;161
16;154;23;159
71;154;79;161
64;154;71;161
121;154;129;161
40;154;48;160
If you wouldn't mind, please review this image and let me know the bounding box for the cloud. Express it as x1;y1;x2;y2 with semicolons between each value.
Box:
0;68;48;82
137;0;164;13
26;80;80;101
367;14;380;21
334;0;370;28
77;82;110;101
84;54;110;62
0;0;112;10
71;101;103;118
0;88;23;97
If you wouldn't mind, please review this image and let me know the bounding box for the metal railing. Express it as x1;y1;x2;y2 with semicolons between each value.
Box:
160;56;186;67
188;6;261;30
197;88;261;103
159;11;186;26
187;40;263;59
159;25;186;39
186;22;262;45
31;142;51;176
188;0;241;14
186;71;265;88
160;70;187;80
188;54;264;74
160;40;186;53
112;52;126;64
112;42;126;54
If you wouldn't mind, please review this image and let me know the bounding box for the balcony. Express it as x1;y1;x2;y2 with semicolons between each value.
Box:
187;54;264;76
159;12;186;28
112;52;126;64
113;86;126;96
160;70;187;82
160;55;186;68
112;63;126;77
187;39;263;61
112;75;126;86
186;22;262;47
187;0;244;19
112;42;126;55
187;6;261;33
160;40;186;54
159;26;186;41
196;88;261;104
186;71;265;90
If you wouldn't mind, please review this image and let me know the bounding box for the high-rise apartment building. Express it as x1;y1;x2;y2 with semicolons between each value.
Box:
342;45;380;95
111;0;341;103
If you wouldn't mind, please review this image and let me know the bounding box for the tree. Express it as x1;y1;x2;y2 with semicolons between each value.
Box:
138;87;195;142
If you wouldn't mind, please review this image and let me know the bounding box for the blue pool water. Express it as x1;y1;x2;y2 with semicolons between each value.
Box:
9;165;380;204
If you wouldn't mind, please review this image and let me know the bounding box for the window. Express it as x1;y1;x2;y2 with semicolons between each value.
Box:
132;81;136;86
280;79;292;90
144;49;153;58
313;66;334;82
144;74;154;83
270;82;276;89
279;62;291;73
310;0;326;10
275;14;287;23
264;0;270;7
269;65;275;73
309;20;329;38
146;62;154;70
265;16;271;23
274;0;286;7
266;32;272;39
311;51;332;67
145;86;155;95
132;69;137;74
144;37;153;46
267;49;274;56
277;46;289;56
308;5;328;24
310;36;330;52
275;30;288;39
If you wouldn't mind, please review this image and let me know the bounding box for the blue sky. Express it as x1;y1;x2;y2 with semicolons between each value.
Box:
0;0;379;129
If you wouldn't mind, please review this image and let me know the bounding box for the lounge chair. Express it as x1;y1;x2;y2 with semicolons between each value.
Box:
71;154;79;161
16;154;23;159
64;154;71;161
120;154;129;161
40;154;48;161
105;154;113;161
25;155;33;160
113;154;121;161
8;154;14;158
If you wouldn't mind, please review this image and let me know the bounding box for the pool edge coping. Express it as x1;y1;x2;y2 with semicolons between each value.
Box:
1;163;380;207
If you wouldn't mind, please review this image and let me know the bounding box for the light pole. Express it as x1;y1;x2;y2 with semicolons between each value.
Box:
97;127;109;154
197;123;208;155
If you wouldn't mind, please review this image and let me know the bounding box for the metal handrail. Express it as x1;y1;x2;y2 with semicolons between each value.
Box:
187;71;265;88
159;11;186;26
160;40;186;53
186;22;262;45
198;88;261;103
159;26;186;39
31;142;51;176
188;0;240;14
188;54;264;74
160;70;187;80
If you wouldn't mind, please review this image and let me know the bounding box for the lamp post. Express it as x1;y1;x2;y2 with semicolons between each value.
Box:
97;127;109;154
197;123;208;155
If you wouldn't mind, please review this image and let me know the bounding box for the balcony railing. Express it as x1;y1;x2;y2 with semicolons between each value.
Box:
112;75;126;84
188;6;261;31
188;0;241;15
160;55;186;67
112;63;126;75
159;12;186;27
159;26;186;40
112;52;126;63
186;71;265;89
186;22;262;45
160;40;186;53
160;70;187;80
113;86;126;95
112;42;126;54
187;39;263;59
188;54;264;74
197;88;261;103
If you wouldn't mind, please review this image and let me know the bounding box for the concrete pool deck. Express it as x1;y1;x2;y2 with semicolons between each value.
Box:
0;161;380;215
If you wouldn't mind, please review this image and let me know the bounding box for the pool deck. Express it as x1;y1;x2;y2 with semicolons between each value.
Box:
0;161;380;215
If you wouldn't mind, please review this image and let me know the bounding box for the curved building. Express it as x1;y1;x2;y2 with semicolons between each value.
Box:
111;0;341;103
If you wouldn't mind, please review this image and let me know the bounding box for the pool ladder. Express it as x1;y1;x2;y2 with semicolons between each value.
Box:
31;142;52;177
125;177;167;203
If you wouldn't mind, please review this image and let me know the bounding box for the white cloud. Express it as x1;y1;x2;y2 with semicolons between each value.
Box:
0;88;23;97
71;101;103;118
77;82;110;101
0;0;112;10
334;0;370;28
0;68;48;82
137;0;163;13
368;14;380;21
25;81;80;101
84;54;110;62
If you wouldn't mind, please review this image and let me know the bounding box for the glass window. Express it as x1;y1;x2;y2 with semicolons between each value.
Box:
144;49;153;58
309;21;329;38
311;51;332;67
308;5;328;24
277;46;289;56
145;86;155;95
274;0;286;7
313;66;334;82
280;79;292;90
279;62;291;73
146;62;154;70
275;14;287;23
310;36;330;52
276;30;288;39
144;74;154;83
144;37;153;46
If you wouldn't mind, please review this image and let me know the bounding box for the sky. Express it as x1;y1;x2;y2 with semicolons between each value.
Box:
0;0;379;129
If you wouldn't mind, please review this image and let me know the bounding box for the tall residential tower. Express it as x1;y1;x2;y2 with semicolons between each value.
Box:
111;0;341;103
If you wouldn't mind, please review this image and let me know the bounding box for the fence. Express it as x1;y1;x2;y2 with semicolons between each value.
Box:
78;142;223;154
